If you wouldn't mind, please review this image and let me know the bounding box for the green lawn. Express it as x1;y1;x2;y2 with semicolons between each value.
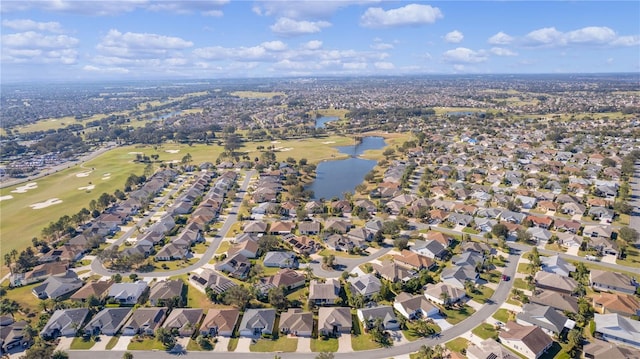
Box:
513;278;530;290
228;338;239;351
467;286;495;304
186;337;214;351
70;336;98;350
440;305;476;325
517;263;531;274
403;321;441;341
492;308;511;323
445;337;469;353
127;336;166;350
105;336;120;350
2;282;42;314
250;336;298;352
472;323;498;340
310;337;339;352
480;270;501;284
215;240;231;254
351;314;381;351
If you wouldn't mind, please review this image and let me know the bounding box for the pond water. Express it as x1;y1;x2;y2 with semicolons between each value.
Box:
307;136;386;200
315;116;338;129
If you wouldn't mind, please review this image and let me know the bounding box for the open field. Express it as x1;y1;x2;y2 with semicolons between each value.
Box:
230;91;286;99
311;108;350;119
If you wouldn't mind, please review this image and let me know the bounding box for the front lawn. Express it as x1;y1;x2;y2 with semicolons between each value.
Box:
351;314;381;351
105;336;120;350
513;278;530;290
480;270;501;284
127;336;166;350
250;336;298;352
70;336;98;350
403;320;441;341
227;338;238;351
187;337;214;351
492;308;511;323
310;337;339;352
467;286;495;304
445;338;469;353
441;304;476;325
472;323;498;340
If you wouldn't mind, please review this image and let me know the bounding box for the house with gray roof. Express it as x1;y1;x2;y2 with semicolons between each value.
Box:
279;308;313;337
84;308;132;336
189;268;237;294
594;313;640;348
393;292;439;320
32;270;83;300
107;281;148;305
590;269;637;295
357;306;399;330
263;251;298;268
40;308;89;339
411;239;447;260
541;255;576;277
122;307;167;336
534;271;577;295
162;308;203;337
149;279;184;306
309;279;340;305
516;303;574;336
318;307;352;337
440;265;479;289
347;274;381;299
238;309;276;337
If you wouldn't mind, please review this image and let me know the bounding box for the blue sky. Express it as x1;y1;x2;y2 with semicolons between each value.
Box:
1;1;639;82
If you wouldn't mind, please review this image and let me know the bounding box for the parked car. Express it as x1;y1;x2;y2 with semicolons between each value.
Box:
501;275;510;281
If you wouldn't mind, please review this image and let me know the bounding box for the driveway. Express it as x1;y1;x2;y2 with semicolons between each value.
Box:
430;314;452;331
296;336;311;353
235;337;254;353
601;254;617;264
337;334;352;352
566;246;580;256
387;329;409;345
55;336;74;351
213;336;230;352
465;299;484;311
91;335;112;350
111;335;133;351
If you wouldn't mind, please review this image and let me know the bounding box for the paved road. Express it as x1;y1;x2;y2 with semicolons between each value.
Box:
627;161;640;234
68;250;519;359
0;142;117;189
308;244;394;278
91;170;255;277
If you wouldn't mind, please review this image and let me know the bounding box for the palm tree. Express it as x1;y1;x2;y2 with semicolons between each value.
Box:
0;298;20;319
439;291;451;308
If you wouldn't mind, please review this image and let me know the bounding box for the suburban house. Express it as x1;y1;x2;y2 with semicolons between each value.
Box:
594;313;640;348
423;282;466;305
467;338;521;359
148;279;184;306
162;308;203;337
40;308;89;339
440;265;479;289
215;253;251;279
411;240;447;260
589;269;637;295
499;321;553;359
325;234;367;252
318;307;352;337
583;225;613;239
530;290;579;313
393;250;435;271
593;292;640;317
84;308;132;336
516;303;574;336
298;221;321;235
451;251;484;269
107;281;148;305
70;280;114;302
534;271;577;295
32;271;83;300
122;307;168;336
263;251;298;268
540;255;576;277
526;227;553;244
372;260;413;282
393;292;439;320
357;306;399;330
347;274;382;299
258;269;306;295
189;268;237;295
278;308;313;337
0;319;29;353
228;239;260;259
199;308;239;337
583;338;640;359
309;279;341;305
155;242;189;261
238;308;276;337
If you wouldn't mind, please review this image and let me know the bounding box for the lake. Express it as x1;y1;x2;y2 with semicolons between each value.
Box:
307;136;385;200
315;116;338;129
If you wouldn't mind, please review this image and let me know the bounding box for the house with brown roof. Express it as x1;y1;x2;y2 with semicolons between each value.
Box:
279;308;313;337
526;215;553;229
553;218;581;234
258;269;305;296
228;238;260;259
372;260;413;282
162;308;203;337
199;308;239;337
318;307;352;337
534;271;577;295
309;279;340;305
268;221;295;235
424;231;453;247
583;338;640;359
122;307;167;336
393;250;435;271
70;280;114;302
149;279;184;306
499;322;553;359
530;290;578;313
593;292;640;317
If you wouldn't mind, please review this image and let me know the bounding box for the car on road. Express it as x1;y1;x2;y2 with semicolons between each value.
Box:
501;275;510;281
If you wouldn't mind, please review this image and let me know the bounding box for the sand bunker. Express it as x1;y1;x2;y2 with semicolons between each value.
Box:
270;141;281;144
165;149;180;153
322;141;336;144
78;185;96;191
280;147;293;152
11;182;38;193
0;195;14;201
76;171;92;177
102;176;111;180
30;198;63;209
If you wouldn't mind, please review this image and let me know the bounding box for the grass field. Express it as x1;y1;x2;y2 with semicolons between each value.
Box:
127;336;166;350
310;337;338;352
445;337;469;353
230;91;286;99
70;336;98;350
472;323;498;340
249;336;297;352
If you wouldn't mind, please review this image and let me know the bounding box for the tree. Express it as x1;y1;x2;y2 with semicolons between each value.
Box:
156;327;176;349
516;229;532;243
122;352;134;359
322;254;336;270
222;285;253;309
394;237;409;250
566;328;583;356
491;223;508;238
0;298;20;319
618;226;639;244
51;350;69;359
268;286;288;310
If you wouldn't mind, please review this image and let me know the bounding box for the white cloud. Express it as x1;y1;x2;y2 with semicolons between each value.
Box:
303;40;323;50
611;35;640;46
444;30;463;43
488;31;514;45
490;47;518;56
193;46;270;61
374;61;395;70
2;19;64;33
2;31;79;48
442;47;487;64
370;41;394;50
2;0;229;16
525;27;566;46
82;65;130;74
360;4;443;28
343;62;367;70
270;18;331;36
253;0;379;20
261;41;288;51
565;26;616;44
96;29;193;59
203;10;224;17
